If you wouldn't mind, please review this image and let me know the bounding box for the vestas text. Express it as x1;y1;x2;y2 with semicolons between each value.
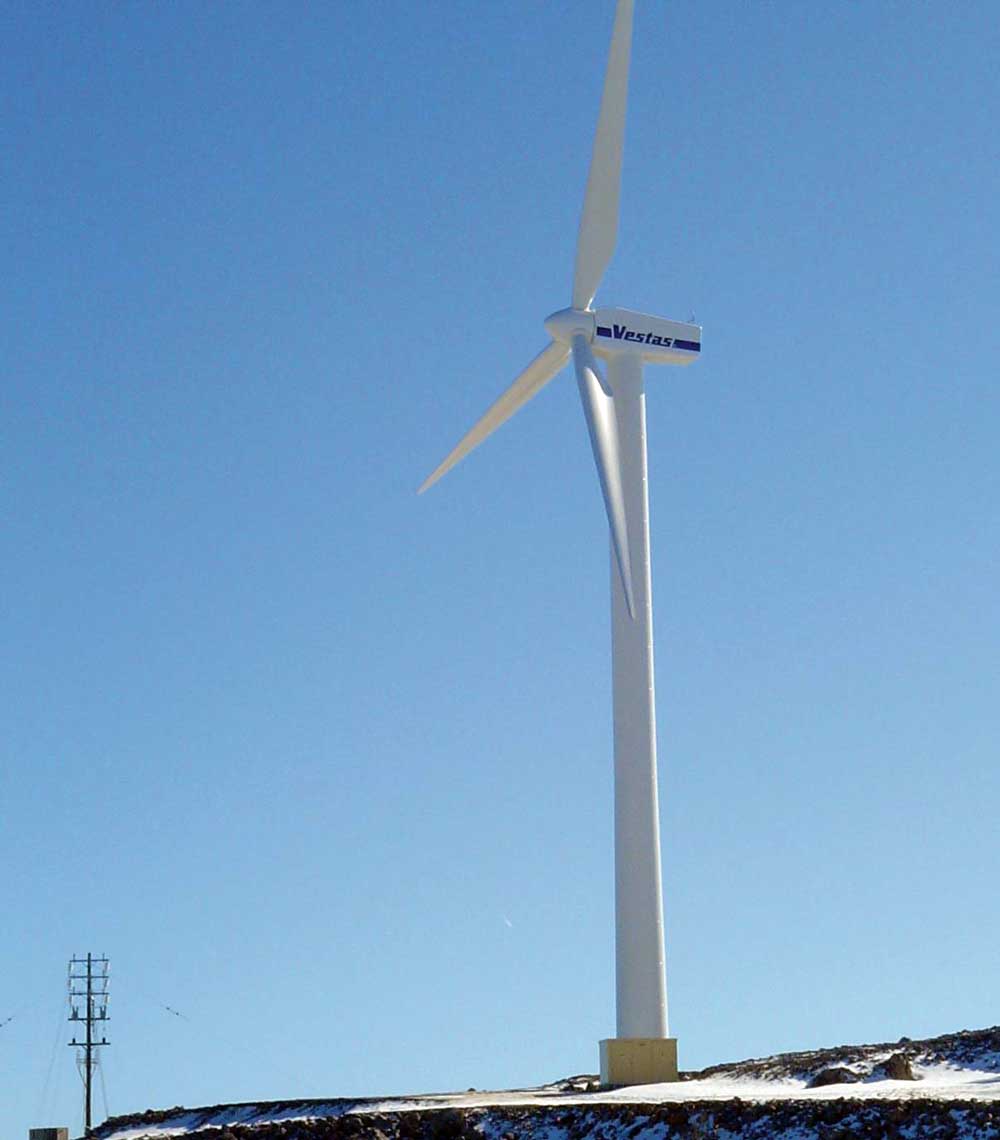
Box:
595;324;699;351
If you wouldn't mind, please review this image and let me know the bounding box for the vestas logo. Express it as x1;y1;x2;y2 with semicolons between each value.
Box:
596;324;700;352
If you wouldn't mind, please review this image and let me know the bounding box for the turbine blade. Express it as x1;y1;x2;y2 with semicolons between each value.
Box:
419;340;570;494
571;334;635;618
572;0;634;311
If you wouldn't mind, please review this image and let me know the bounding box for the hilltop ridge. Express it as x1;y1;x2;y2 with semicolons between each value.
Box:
93;1025;1000;1140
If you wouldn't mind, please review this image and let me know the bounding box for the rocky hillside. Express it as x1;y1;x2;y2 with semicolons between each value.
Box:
92;1026;1000;1140
685;1024;1000;1087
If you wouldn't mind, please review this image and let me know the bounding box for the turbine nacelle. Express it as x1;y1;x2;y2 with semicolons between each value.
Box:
547;305;702;367
592;308;701;366
546;306;702;369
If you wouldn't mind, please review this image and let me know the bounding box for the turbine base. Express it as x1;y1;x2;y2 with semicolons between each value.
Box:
599;1038;679;1087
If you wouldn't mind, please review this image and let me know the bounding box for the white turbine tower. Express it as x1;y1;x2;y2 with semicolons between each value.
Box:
419;0;699;1087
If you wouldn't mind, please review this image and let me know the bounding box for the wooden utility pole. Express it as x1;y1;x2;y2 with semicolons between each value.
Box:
68;954;110;1136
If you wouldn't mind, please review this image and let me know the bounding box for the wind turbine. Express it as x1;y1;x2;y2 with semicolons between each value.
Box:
419;0;700;1086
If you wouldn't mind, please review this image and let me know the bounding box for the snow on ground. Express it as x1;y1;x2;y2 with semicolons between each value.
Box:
591;1062;1000;1104
103;1104;355;1140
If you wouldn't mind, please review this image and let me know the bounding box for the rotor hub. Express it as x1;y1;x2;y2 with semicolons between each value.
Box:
543;307;595;345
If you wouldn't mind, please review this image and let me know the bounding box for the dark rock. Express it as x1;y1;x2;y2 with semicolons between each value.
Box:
879;1052;917;1081
425;1109;467;1140
809;1065;860;1088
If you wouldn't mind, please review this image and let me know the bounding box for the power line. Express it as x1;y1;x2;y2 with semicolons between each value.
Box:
98;1052;110;1121
37;997;68;1123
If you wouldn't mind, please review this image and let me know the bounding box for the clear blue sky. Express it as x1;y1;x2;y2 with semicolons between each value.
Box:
3;1;998;1136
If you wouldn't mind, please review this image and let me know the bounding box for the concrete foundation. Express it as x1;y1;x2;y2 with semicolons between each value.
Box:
600;1037;679;1086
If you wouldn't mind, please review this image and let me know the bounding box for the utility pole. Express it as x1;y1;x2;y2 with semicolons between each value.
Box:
68;954;110;1136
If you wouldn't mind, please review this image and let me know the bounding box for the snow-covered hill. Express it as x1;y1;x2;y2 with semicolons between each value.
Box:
94;1026;1000;1140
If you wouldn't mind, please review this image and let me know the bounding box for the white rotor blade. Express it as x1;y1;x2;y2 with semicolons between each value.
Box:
419;340;570;494
572;0;634;311
571;334;635;618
